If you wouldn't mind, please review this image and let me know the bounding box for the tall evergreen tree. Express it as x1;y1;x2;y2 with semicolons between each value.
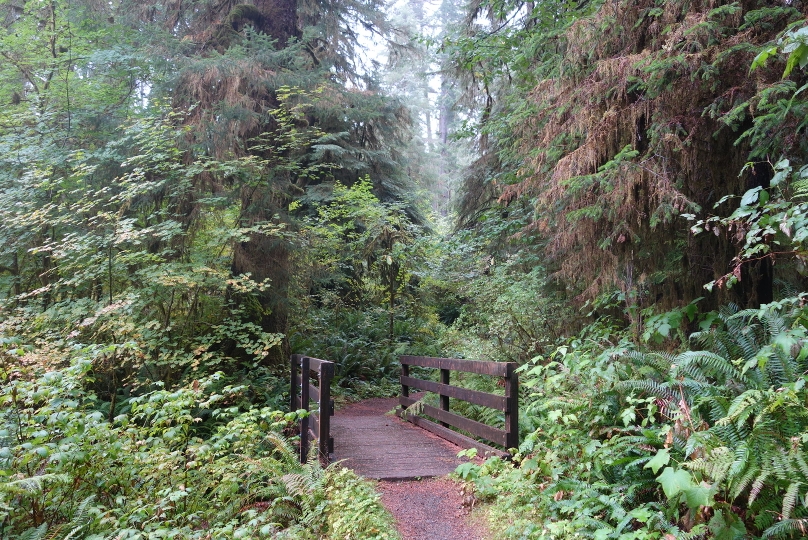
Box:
449;0;808;315
130;0;418;364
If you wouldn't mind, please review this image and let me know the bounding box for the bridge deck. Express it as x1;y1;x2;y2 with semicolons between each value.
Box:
330;397;468;480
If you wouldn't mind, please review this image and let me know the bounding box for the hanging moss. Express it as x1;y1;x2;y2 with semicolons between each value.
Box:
488;0;808;310
208;4;267;51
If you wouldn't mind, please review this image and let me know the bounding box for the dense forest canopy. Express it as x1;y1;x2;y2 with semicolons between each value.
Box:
1;0;808;537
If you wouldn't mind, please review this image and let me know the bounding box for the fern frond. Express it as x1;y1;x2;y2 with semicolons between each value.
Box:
725;323;762;362
678;378;718;404
793;448;808;479
769;446;805;485
781;482;800;520
719;390;764;430
762;347;798;388
711;422;747;447
749;470;770;506
793;174;808;198
697;394;730;423
263;431;298;464
621;350;674;376
614;380;676;401
0;473;71;495
687;446;733;486
761;310;788;340
729;442;750;478
19;524;48;540
675;351;751;386
731;462;761;501
678;523;709;539
59;495;96;540
762;518;808;538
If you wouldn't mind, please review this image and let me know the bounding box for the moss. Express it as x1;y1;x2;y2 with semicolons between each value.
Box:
226;4;265;32
209;4;266;51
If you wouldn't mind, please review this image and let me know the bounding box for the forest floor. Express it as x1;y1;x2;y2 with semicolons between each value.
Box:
377;477;491;540
334;398;492;540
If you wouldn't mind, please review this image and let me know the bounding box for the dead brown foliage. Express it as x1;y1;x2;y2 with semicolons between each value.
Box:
500;0;806;307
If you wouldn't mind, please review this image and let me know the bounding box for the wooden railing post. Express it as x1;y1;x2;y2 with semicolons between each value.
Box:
299;356;310;463
290;354;336;464
318;362;334;464
401;363;409;401
505;364;519;450
290;353;301;412
439;368;450;427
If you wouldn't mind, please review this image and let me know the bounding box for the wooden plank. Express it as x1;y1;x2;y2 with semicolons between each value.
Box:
299;356;310;462
318;361;334;464
306;356;332;370
400;396;507;446
505;371;519;449
290;354;302;414
400;376;508;411
401;363;410;398
395;410;508;459
308;383;319;404
439;369;450;427
331;413;468;480
400;355;516;377
310;412;319;435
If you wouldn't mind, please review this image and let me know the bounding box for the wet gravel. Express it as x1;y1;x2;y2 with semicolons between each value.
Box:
377;477;491;540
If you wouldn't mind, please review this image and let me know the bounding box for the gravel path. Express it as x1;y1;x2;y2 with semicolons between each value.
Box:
377;477;491;540
335;398;492;540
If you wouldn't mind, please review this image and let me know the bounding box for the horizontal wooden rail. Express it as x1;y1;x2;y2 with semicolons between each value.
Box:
401;355;512;377
400;396;508;446
290;354;334;464
397;356;518;457
400;376;508;411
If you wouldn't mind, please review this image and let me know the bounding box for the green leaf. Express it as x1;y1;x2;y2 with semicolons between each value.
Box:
750;45;778;71
740;186;762;207
657;467;694;498
682;484;713;509
621;406;636;427
784;43;808;77
645;448;671;474
759;189;769;204
709;509;747;540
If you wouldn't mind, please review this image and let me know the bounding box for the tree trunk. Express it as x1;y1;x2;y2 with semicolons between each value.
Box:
231;189;292;366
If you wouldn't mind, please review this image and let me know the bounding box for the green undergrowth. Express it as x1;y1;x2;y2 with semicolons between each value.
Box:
0;356;398;539
454;301;808;539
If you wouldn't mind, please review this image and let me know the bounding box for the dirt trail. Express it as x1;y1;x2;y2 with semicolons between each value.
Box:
335;398;491;540
377;477;490;540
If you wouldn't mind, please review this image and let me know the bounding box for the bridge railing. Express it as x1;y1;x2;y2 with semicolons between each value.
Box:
290;354;334;464
397;356;518;457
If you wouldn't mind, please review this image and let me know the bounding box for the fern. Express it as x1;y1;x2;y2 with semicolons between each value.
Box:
719;389;764;430
730;462;761;501
781;482;800;520
18;524;48;540
686;446;733;486
729;442;751;478
622;350;673;376
618;301;808;537
674;350;751;386
0;473;71;496
748;470;770;506
613;379;676;402
762;518;808;538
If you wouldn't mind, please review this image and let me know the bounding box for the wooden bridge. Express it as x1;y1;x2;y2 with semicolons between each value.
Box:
290;354;518;480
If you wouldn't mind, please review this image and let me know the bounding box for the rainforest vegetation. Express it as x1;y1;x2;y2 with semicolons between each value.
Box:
1;0;808;537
